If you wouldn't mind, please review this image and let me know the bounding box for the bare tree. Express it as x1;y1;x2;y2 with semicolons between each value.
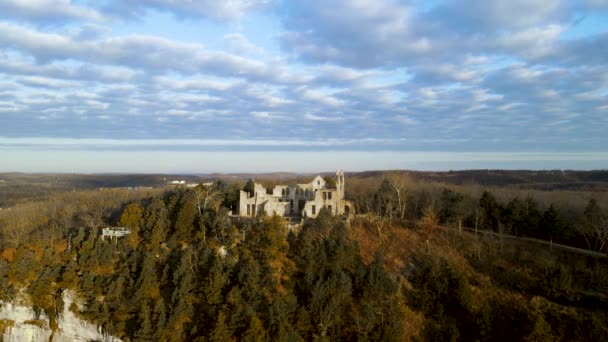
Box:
193;183;223;214
372;215;389;244
583;199;608;253
593;217;608;253
387;173;411;220
192;183;224;242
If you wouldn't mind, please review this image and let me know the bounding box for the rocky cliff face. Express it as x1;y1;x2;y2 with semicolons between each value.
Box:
0;290;121;342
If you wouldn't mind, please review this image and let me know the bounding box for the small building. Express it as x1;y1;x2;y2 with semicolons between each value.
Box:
101;227;132;241
238;170;352;219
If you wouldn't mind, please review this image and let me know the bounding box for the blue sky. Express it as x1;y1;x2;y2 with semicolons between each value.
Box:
0;0;607;173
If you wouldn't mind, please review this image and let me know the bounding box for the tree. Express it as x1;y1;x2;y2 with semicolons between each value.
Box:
521;196;542;238
209;311;232;341
439;188;465;235
174;192;197;243
323;176;337;189
582;199;608;252
146;199;170;247
119;202;144;248
243;315;266;342
421;205;439;233
479;191;501;232
539;204;567;242
374;178;398;219
193;183;223;214
387;173;411;220
119;202;144;230
502;198;527;236
134;302;155;342
76;205;104;231
136;252;159;301
222;182;242;213
244;179;255;197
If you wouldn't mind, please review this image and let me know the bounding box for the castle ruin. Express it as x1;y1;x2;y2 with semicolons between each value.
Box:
238;170;353;219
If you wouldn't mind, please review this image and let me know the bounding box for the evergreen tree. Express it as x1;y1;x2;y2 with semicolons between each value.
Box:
244;179;256;197
119;202;144;230
439;188;464;224
134;302;155;342
243;315;266;342
540;204;567;242
479;191;501;231
135;252;159;301
119;202;144;248
502;197;526;236
209;310;232;342
522;196;542;237
174;192;197;242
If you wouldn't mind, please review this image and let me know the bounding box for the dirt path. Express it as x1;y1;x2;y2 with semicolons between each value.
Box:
457;226;607;258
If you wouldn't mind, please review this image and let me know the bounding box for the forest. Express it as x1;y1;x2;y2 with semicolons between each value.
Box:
0;171;607;341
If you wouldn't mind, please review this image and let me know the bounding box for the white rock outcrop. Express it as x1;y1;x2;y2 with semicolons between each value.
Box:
0;290;122;342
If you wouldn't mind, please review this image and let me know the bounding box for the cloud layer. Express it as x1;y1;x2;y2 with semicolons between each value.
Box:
0;0;606;170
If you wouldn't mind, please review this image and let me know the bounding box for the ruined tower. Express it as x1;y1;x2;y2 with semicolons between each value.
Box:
336;169;345;198
336;169;345;215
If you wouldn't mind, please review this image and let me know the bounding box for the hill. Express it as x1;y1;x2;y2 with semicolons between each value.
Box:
353;169;608;191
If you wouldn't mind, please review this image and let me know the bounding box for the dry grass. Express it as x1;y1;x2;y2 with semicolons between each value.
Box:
0;247;16;262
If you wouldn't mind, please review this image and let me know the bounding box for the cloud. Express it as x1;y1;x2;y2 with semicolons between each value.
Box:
431;0;565;32
106;0;273;20
280;0;433;68
303;113;342;122
280;0;604;69
0;0;606;166
0;22;281;81
297;87;346;107
493;24;565;59
0;0;107;23
223;33;264;56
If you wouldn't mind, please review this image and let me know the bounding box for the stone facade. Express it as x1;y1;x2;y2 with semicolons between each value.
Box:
238;170;353;218
101;227;131;241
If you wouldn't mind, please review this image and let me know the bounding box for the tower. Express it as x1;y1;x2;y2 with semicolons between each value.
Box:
336;169;345;197
336;169;345;215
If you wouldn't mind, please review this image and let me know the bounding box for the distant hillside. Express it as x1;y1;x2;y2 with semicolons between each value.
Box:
2;169;607;207
201;172;305;182
351;169;608;191
0;173;197;207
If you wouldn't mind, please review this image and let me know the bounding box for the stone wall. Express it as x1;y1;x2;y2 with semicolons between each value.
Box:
238;171;352;218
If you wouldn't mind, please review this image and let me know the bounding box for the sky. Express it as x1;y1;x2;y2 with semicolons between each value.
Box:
0;0;607;173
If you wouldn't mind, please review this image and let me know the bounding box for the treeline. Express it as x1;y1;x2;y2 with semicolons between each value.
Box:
355;169;608;189
348;173;608;253
0;188;163;249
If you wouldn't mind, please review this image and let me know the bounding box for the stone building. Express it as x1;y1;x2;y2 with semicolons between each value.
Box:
101;227;131;241
238;170;352;219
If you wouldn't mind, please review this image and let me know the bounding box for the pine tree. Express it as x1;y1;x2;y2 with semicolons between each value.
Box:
150;205;170;248
540;204;567;242
210;310;232;341
479;191;501;231
244;179;255;197
174;192;197;243
136;252;159;301
119;202;144;248
134;302;155;341
243;315;266;342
